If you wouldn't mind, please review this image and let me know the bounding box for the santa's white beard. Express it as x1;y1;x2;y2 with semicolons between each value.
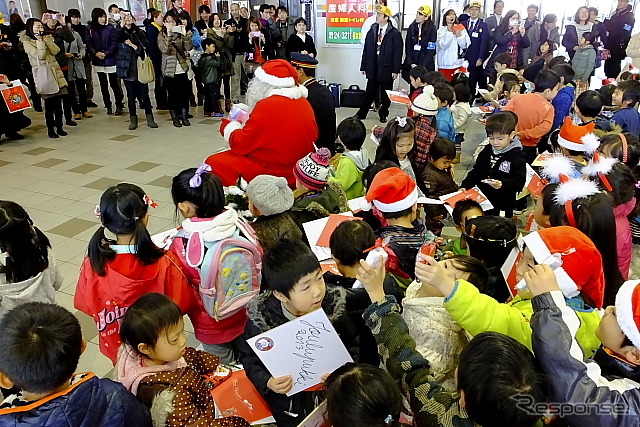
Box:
246;79;277;110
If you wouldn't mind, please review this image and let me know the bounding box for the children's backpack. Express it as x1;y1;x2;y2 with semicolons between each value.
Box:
180;219;263;320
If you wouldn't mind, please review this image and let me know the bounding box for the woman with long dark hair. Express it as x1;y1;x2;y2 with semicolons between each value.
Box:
436;9;470;81
485;10;530;78
206;13;234;113
402;5;436;83
87;7;124;115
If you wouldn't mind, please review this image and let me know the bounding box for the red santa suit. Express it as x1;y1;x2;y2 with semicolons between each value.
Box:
206;60;319;187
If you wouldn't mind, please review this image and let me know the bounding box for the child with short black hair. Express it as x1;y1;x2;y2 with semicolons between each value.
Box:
238;238;358;427
452;83;472;161
117;293;250;426
0;302;151;425
198;38;223;117
333;117;370;199
599;83;616;110
575;90;604;127
433;83;456;140
408;66;429;117
609;80;640;135
490;52;518;87
549;63;576;131
572;31;596;96
451;199;484;256
503;69;559;163
421;137;458;200
461;112;526;217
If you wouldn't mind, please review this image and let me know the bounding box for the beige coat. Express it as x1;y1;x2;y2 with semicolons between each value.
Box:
20;34;68;93
158;31;193;78
626;32;640;69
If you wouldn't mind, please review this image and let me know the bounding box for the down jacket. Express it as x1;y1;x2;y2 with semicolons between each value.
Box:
158;31;193;78
86;23;119;67
20;34;68;90
116;25;149;81
0;373;152;426
436;25;470;70
532;291;640;427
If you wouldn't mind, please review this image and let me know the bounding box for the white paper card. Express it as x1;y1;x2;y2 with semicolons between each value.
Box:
302;213;353;261
246;308;353;396
151;228;179;249
296;400;329;427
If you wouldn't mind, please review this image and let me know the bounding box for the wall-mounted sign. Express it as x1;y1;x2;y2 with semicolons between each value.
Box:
326;0;369;44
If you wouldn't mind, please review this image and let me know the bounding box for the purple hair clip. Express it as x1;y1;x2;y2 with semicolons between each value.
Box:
189;163;212;188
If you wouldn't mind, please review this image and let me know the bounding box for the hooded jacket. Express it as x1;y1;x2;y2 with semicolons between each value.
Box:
333;149;371;199
0;373;152;426
290;180;350;232
532;291;640;427
615;198;635;280
168;209;251;345
378;219;433;281
116;25;148;81
237;286;358;427
251;211;303;250
460;137;526;212
572;44;596;82
436;25;470;70
87;23;119;67
74;249;198;364
422;162;458;199
0;252;62;319
551;85;576;131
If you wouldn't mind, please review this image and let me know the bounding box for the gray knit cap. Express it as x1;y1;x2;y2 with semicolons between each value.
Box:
246;175;294;216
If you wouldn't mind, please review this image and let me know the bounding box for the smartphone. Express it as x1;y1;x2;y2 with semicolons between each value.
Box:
50;13;58;20
171;25;184;34
250;31;261;38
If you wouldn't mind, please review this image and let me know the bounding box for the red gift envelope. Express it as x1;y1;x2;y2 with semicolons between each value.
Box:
1;81;31;113
440;187;488;207
385;90;411;105
451;23;466;33
525;164;547;198
500;237;524;299
211;369;272;424
315;214;362;248
320;261;341;275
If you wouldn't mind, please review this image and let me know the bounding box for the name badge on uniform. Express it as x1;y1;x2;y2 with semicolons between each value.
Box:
414;43;421;51
427;42;436;50
472;32;479;38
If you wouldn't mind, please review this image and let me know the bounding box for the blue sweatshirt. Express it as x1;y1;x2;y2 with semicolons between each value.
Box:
436;106;456;140
551;85;576;130
610;107;640;136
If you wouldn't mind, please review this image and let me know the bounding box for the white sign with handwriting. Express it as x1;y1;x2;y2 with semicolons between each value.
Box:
246;308;353;396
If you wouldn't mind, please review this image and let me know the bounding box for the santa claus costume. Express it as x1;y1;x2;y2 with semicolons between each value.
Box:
206;60;319;187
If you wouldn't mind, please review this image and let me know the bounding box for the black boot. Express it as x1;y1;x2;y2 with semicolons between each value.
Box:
129;115;138;130
56;127;67;136
170;110;182;127
146;113;158;128
115;105;124;116
48;128;59;138
181;108;191;126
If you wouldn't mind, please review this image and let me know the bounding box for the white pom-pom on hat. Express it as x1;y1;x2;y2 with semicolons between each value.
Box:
542;155;575;181
554;178;600;205
581;132;601;155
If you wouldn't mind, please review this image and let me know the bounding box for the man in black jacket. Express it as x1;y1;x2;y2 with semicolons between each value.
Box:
291;53;336;154
604;0;635;79
356;5;402;123
225;3;248;102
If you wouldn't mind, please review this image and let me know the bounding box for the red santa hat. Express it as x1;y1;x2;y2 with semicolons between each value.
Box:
582;152;618;192
522;226;605;308
361;167;418;212
254;59;298;88
556;117;600;154
615;280;640;348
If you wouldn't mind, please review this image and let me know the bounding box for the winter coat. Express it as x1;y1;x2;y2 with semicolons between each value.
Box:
452;101;472;134
224;16;248;56
435;25;470;70
461;18;489;63
572;45;596;82
251;211;303;250
421;163;458;199
487;28;530;70
145;22;162;66
593;345;640;384
198;52;220;84
258;18;281;59
615;199;635;280
303;78;336;154
237;286;359;427
74;248;199;364
361;22;403;82
285;33;316;60
363;296;473;426
378;219;433;280
552;85;576;130
116;25;148;81
333;150;370;199
158;31;193;78
44;24;74;70
86;23;119;67
290;180;349;231
20;34;68;90
64;30;86;81
209;85;318;187
117;346;250;427
522;19;540;64
167;210;251;345
460;138;526;213
0;252;62;319
436;106;455;140
205;29;234;76
626;32;640;69
275;18;295;58
447;279;601;356
0;373;152;426
403;19;437;73
604;5;635;61
610;107;640;136
562;23;597;60
531;291;640;427
402;281;469;390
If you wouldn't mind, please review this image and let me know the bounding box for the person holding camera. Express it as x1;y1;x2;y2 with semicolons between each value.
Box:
206;13;234;113
225;3;248;103
158;13;193;127
484;9;529;83
63;16;91;121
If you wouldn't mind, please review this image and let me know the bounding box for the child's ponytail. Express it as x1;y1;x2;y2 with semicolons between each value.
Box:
171;165;226;219
88;183;164;276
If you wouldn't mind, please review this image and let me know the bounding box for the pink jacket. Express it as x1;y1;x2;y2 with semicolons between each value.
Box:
615;198;636;280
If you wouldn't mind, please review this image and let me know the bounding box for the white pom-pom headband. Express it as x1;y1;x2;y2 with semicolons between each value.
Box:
553;178;600;227
582;152;618;192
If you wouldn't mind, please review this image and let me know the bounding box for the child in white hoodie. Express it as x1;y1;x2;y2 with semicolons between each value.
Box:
402;255;488;390
452;83;472;162
0;201;62;319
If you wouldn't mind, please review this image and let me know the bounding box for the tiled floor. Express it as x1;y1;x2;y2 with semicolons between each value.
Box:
0;93;485;379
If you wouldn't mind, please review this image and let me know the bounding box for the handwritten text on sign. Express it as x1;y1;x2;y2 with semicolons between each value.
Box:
247;308;353;396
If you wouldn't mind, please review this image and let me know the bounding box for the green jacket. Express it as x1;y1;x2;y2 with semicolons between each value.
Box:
364;297;476;427
444;280;602;357
331;152;368;199
198;53;220;84
571;45;596;83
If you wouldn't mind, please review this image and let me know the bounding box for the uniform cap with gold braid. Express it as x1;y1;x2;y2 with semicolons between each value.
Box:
290;52;318;69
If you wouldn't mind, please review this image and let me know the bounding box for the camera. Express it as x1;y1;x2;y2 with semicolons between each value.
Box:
50;13;58;20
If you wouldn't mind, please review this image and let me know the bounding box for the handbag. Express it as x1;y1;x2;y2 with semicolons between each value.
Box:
32;57;59;95
137;55;155;84
600;49;611;61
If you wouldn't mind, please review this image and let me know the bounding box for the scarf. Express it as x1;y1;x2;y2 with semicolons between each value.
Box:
117;345;188;395
181;208;239;243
